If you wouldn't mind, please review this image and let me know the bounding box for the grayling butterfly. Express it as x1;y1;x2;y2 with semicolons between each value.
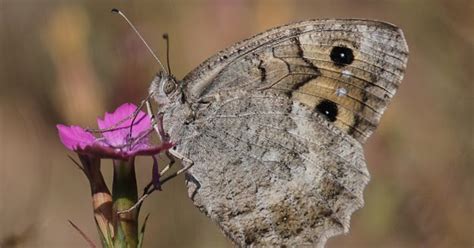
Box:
116;9;408;247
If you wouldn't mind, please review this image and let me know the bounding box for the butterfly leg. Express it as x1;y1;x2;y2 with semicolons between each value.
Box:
145;98;170;142
158;149;194;183
145;99;194;181
159;151;175;175
185;173;201;201
145;99;177;175
119;150;194;214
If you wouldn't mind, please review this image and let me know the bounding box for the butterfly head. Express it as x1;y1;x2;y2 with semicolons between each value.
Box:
149;71;182;109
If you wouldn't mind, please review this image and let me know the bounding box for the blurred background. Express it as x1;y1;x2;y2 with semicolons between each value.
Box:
0;0;472;247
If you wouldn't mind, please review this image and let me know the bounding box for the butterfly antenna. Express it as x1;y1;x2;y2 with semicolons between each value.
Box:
162;33;172;74
111;8;167;73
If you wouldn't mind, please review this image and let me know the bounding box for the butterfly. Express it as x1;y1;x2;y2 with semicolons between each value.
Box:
149;19;408;247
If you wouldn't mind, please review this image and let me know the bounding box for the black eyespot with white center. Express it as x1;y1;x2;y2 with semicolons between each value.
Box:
330;46;354;66
316;100;338;122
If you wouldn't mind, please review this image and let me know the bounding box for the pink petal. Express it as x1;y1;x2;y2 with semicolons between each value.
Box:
128;142;175;157
97;103;152;147
57;124;96;151
77;142;173;160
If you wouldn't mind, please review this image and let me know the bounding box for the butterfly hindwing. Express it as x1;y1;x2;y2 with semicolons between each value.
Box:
179;88;369;246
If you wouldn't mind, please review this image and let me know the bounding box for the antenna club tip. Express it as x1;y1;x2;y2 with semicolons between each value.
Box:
111;8;120;14
162;33;169;39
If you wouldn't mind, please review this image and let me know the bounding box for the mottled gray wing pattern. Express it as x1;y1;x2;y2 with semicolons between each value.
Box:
168;19;408;247
183;19;408;143
177;90;368;247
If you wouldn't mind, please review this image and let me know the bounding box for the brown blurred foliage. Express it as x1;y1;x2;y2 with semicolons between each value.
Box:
0;0;472;247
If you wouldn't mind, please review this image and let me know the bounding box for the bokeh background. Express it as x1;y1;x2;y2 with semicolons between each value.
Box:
0;0;472;247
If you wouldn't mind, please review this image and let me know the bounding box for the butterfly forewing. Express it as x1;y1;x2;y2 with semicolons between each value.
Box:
183;19;408;143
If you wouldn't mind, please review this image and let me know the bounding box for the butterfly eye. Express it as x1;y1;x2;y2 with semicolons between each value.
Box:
163;80;177;95
330;46;354;66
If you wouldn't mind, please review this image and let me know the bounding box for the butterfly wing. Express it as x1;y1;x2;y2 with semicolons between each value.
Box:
178;90;369;247
183;19;408;143
170;19;408;247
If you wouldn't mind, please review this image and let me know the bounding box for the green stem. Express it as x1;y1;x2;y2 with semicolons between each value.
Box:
112;158;139;248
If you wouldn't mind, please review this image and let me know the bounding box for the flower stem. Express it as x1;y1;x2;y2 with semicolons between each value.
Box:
78;154;114;247
112;158;139;247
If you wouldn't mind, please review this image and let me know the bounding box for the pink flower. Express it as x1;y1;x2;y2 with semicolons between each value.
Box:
57;103;173;160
